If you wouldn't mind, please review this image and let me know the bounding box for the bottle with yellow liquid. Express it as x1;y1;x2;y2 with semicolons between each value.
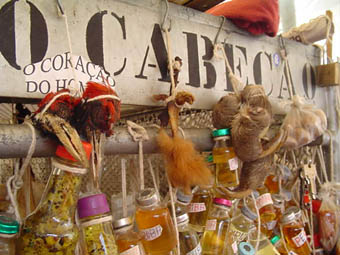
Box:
176;212;201;255
113;217;145;255
280;207;311;255
270;235;289;255
248;232;280;255
201;198;232;255
264;175;279;194
135;188;176;255
212;129;239;188
227;206;257;254
255;187;277;237
272;194;285;223
189;186;213;233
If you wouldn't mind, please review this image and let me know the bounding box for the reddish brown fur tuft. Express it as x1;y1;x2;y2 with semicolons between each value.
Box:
157;129;212;194
83;82;118;99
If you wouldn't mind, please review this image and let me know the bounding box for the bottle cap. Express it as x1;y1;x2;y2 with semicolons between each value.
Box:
113;217;133;230
56;141;92;161
212;128;230;137
176;189;193;204
241;206;257;220
136;188;159;208
239;242;255;255
206;155;213;163
176;213;189;225
77;193;110;219
0;215;19;234
213;198;232;207
270;235;280;245
281;206;301;224
272;194;284;205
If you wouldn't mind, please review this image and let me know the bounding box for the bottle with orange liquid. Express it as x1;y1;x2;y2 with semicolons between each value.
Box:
201;198;232;255
255;187;277;237
189;186;213;233
272;194;285;222
135;188;176;255
113;217;145;255
280;207;311;255
212;129;239;188
264;175;279;194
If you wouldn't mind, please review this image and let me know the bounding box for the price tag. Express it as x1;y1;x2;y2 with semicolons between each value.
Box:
188;203;206;213
228;157;239;171
186;243;202;255
303;164;317;195
206;219;217;231
292;229;307;247
141;225;163;241
256;193;273;209
121;245;142;255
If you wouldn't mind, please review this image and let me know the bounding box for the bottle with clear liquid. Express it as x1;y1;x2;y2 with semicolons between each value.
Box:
212;129;239;188
201;198;232;255
135;188;176;255
255;187;277;237
189;186;213;233
271;235;289;255
113;217;145;255
0;214;19;255
249;232;280;255
228;206;257;254
176;212;201;255
281;207;311;255
78;193;118;255
17;142;91;255
171;189;193;215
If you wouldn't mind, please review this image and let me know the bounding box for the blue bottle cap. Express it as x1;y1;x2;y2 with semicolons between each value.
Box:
239;242;255;255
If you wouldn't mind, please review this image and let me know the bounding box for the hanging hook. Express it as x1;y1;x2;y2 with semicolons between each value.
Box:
56;0;65;15
214;16;225;45
161;0;171;32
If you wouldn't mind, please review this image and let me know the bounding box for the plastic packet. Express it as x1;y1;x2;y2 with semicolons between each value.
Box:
319;188;340;252
282;95;327;150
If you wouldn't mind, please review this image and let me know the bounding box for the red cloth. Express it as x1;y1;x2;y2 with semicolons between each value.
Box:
206;0;279;37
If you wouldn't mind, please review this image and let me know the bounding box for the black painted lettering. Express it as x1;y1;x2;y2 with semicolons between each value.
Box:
26;81;38;92
86;62;96;80
23;64;35;76
302;63;316;99
235;46;247;84
184;32;200;87
56;79;67;91
224;43;234;91
278;62;295;99
39;80;50;94
52;54;64;71
111;12;127;76
64;52;72;70
253;52;273;95
75;56;85;74
201;36;216;89
41;58;51;73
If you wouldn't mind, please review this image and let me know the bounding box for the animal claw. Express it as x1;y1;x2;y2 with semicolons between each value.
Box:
259;128;288;159
36;113;89;168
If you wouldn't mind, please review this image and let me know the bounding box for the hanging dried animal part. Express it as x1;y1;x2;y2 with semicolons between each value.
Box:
33;89;89;168
157;128;212;195
241;84;272;116
212;93;241;129
74;82;121;139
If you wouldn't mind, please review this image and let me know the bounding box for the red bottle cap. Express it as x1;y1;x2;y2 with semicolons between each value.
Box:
55;141;92;161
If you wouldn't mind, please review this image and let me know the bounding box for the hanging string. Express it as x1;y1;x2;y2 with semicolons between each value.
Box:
121;159;128;218
6;122;37;226
147;158;160;199
317;145;329;183
325;130;334;182
251;192;261;253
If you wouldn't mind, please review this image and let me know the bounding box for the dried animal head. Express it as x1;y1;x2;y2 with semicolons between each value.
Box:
212;93;241;129
241;84;272;116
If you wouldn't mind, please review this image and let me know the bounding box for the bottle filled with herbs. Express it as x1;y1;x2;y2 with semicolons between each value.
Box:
78;193;118;255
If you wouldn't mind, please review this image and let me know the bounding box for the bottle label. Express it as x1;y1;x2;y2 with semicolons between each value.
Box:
229;224;248;243
292;229;307;247
121;245;142;255
266;220;277;230
232;241;238;253
288;251;298;255
206;219;217;231
228;157;238;171
186;243;202;255
141;225;163;241
188;203;206;213
256;193;273;209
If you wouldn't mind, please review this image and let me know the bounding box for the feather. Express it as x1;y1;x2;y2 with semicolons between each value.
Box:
157;129;212;194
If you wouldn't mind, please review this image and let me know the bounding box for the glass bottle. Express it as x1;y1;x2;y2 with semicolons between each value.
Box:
228;206;257;253
78;193;118;255
256;237;280;255
113;217;145;255
281;207;311;255
255;187;277;237
189;186;213;233
176;212;201;255
270;235;288;255
238;242;255;255
135;188;176;255
0;214;19;255
201;198;232;255
212;129;239;188
171;189;193;215
17;142;91;255
272;194;285;223
264;175;279;194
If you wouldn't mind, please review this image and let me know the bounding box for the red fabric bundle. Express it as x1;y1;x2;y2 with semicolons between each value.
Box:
206;0;279;37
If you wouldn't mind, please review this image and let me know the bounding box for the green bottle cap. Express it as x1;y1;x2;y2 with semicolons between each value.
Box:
270;235;280;245
206;155;213;163
0;215;19;234
212;128;230;137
